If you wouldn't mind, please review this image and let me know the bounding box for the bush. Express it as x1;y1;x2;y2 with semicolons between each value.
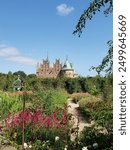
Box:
79;95;100;109
79;126;113;150
78;94;112;127
78;97;113;150
78;95;101;120
91;99;113;128
70;93;89;103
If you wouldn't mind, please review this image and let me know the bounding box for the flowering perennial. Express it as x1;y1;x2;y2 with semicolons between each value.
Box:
4;109;67;129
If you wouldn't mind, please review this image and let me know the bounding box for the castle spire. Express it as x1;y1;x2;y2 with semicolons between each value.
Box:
47;51;49;61
66;55;68;61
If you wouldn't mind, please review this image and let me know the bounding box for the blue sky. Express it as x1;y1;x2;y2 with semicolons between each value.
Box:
0;0;112;76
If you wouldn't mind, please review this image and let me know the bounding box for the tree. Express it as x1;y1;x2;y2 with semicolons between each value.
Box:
27;74;36;78
13;71;27;79
73;0;113;75
73;0;113;36
90;40;113;75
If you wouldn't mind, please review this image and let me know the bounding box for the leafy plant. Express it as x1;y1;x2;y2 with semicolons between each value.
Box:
4;109;69;146
0;91;22;120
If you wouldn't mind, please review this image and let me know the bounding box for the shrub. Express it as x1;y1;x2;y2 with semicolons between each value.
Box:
91;99;113;128
79;126;113;150
70;93;89;103
79;95;100;109
78;95;101;120
78;96;113;150
79;94;112;127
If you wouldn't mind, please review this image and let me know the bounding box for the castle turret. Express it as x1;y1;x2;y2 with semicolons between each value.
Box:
58;58;76;78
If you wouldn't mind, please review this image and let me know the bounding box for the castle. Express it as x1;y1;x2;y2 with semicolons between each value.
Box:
36;57;77;78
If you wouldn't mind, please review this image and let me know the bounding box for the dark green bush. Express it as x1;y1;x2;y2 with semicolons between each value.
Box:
80;126;113;150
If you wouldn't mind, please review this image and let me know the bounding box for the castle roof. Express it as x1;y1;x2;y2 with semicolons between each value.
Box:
61;58;74;71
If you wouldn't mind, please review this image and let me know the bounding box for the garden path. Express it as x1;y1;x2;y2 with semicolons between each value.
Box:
67;98;93;141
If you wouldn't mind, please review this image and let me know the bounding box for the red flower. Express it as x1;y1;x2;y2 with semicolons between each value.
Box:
4;109;68;130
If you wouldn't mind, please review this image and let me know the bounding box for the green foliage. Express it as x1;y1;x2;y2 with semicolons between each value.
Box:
0;74;113;149
78;77;89;92
0;73;14;92
79;95;101;119
0;72;112;98
13;71;27;79
30;87;68;114
73;0;113;76
0;91;22;120
79;126;113;150
78;93;112;127
27;74;36;78
90;40;113;75
64;78;81;94
87;75;112;99
79;95;98;108
102;74;113;100
48;89;68;109
78;96;112;149
73;0;113;36
5;121;68;146
92;99;113;127
33;140;50;150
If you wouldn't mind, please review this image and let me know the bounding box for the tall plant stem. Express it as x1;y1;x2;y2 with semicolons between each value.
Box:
22;92;26;150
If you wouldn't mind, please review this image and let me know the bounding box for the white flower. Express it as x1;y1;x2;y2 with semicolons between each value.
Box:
55;136;60;141
82;146;88;150
29;145;32;148
93;143;98;148
64;145;68;150
24;143;28;149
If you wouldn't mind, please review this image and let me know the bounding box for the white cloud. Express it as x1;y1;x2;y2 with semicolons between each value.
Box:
56;3;74;16
0;47;19;57
6;56;37;65
0;44;37;66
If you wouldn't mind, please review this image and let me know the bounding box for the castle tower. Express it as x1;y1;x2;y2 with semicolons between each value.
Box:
36;58;62;78
53;59;62;75
58;58;75;78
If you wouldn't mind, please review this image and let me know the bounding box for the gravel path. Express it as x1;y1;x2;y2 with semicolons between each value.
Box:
67;98;93;141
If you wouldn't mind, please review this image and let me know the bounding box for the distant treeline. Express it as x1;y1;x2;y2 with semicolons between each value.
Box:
0;71;112;100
